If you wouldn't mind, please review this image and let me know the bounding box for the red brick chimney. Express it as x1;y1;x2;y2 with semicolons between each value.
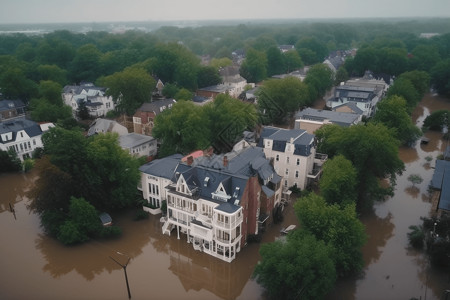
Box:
223;155;228;167
187;156;194;166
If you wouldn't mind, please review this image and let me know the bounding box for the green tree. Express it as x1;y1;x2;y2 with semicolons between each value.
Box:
315;123;405;206
294;193;367;277
266;46;286;76
430;58;450;96
334;65;349;85
84;133;142;209
0;67;38;101
69;44;102;83
283;50;303;73
240;48;267;83
174;88;192;101
423;109;450;131
387;77;421;112
409;44;441;72
319;155;358;207
153;100;211;156
162;83;179;98
258;76;309;124
0;149;22;172
35;64;67;86
304;63;334;101
99;67;155;115
253;230;336;300
205;94;258;152
210;57;233;69
38;80;63;106
29;99;73;123
151;42;201;90
295;37;328;65
27;156;74;214
197;65;222;88
397;70;430;98
373;95;422;145
407;174;424;186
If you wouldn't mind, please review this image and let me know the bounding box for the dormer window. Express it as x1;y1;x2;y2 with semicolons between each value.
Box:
233;187;240;198
204;177;210;187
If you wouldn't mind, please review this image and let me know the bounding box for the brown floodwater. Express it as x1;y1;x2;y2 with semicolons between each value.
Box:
1;93;450;300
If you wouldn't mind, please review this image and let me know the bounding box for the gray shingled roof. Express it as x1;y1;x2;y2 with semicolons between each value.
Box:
257;126;314;156
332;102;364;114
0;100;26;112
0;118;42;144
296;107;360;127
139;154;183;179
430;160;450;211
136;99;176;115
119;133;154;149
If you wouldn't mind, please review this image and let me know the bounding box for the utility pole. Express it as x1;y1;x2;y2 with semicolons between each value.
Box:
109;252;131;299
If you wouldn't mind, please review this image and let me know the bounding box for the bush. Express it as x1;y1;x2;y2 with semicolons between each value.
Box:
134;209;149;221
99;226;122;238
23;158;34;172
58;220;88;245
407;225;424;249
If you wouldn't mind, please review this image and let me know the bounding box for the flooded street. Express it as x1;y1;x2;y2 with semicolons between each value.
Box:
328;93;450;300
1;93;449;300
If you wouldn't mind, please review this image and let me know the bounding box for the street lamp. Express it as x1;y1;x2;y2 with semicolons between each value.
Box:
109;251;131;299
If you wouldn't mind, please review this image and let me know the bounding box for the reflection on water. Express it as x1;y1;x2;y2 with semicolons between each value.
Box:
327;93;450;300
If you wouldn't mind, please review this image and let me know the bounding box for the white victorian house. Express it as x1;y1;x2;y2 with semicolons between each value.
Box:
0;118;54;161
62;82;115;118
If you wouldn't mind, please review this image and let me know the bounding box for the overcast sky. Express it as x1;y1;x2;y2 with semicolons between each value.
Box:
1;0;450;24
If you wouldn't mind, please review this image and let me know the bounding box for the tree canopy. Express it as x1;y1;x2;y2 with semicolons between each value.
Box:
258;76;310;124
98;66;155;115
315;123;405;207
319;155;358;207
253;230;336;300
294;193;367;277
373;95;422;145
153;94;258;156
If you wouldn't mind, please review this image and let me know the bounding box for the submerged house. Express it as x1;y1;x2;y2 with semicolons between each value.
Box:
139;140;282;262
0;118;53;161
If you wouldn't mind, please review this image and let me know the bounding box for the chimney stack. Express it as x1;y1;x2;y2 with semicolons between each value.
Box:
223;156;228;167
187;156;194;166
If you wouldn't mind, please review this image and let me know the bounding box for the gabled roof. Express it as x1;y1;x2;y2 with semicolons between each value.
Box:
87;118;128;136
0;118;42;144
139;154;183;179
135;98;176;116
0;100;26;112
63;83;106;95
332;102;364;114
257;126;315;156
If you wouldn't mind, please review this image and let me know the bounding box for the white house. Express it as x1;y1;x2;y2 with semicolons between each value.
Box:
139;141;283;262
119;133;157;158
0;118;54;161
87;118;128;137
257;126;327;190
219;66;251;98
62;83;115;118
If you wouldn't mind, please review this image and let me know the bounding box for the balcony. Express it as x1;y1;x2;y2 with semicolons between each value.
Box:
307;166;322;179
314;153;328;166
214;214;243;229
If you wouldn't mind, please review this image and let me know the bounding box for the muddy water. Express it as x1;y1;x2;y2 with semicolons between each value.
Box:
327;94;450;300
1;94;449;300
